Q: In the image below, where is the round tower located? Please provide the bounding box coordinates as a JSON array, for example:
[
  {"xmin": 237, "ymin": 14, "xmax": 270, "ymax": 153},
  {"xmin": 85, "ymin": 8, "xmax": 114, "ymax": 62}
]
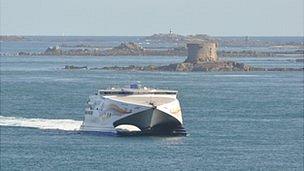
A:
[{"xmin": 185, "ymin": 42, "xmax": 218, "ymax": 63}]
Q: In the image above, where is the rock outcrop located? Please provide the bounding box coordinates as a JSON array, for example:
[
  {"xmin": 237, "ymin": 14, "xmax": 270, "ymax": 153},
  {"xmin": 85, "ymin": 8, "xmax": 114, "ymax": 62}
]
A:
[
  {"xmin": 102, "ymin": 42, "xmax": 144, "ymax": 56},
  {"xmin": 101, "ymin": 42, "xmax": 187, "ymax": 56},
  {"xmin": 0, "ymin": 35, "xmax": 24, "ymax": 41},
  {"xmin": 43, "ymin": 46, "xmax": 101, "ymax": 56},
  {"xmin": 101, "ymin": 61, "xmax": 253, "ymax": 72},
  {"xmin": 159, "ymin": 61, "xmax": 252, "ymax": 72},
  {"xmin": 64, "ymin": 65, "xmax": 88, "ymax": 70},
  {"xmin": 45, "ymin": 46, "xmax": 62, "ymax": 55},
  {"xmin": 24, "ymin": 43, "xmax": 186, "ymax": 56}
]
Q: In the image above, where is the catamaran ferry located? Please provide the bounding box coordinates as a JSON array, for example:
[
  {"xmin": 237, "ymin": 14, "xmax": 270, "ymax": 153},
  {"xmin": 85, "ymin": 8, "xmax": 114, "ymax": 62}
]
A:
[{"xmin": 80, "ymin": 83, "xmax": 186, "ymax": 136}]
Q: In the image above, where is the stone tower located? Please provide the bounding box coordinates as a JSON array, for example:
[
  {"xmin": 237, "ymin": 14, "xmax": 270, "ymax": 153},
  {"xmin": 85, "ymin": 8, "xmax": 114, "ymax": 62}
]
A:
[{"xmin": 185, "ymin": 42, "xmax": 218, "ymax": 63}]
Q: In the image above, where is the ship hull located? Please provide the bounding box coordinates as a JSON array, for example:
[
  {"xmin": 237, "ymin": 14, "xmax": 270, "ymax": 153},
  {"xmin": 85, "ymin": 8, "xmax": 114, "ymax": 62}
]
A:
[
  {"xmin": 113, "ymin": 108, "xmax": 187, "ymax": 136},
  {"xmin": 80, "ymin": 89, "xmax": 186, "ymax": 136},
  {"xmin": 80, "ymin": 107, "xmax": 187, "ymax": 136}
]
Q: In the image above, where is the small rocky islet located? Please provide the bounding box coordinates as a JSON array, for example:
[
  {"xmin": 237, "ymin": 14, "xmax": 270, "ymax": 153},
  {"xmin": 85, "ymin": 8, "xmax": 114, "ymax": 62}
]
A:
[{"xmin": 102, "ymin": 42, "xmax": 251, "ymax": 72}]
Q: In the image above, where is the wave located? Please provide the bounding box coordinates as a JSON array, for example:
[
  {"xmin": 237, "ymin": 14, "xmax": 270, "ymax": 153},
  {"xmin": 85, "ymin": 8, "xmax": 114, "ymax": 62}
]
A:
[{"xmin": 0, "ymin": 116, "xmax": 82, "ymax": 131}]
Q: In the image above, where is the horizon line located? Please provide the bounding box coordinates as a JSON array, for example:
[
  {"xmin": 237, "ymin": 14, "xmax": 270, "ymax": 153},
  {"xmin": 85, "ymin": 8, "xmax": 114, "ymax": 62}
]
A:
[{"xmin": 1, "ymin": 34, "xmax": 303, "ymax": 37}]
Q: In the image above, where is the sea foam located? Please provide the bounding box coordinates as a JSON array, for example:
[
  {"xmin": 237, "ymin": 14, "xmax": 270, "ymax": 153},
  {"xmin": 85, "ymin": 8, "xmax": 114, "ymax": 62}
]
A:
[{"xmin": 0, "ymin": 116, "xmax": 82, "ymax": 131}]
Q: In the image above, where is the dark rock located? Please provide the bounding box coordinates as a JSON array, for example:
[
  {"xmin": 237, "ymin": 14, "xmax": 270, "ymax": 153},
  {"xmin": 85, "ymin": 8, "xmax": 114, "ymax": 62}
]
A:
[
  {"xmin": 64, "ymin": 65, "xmax": 88, "ymax": 70},
  {"xmin": 0, "ymin": 35, "xmax": 24, "ymax": 41},
  {"xmin": 102, "ymin": 42, "xmax": 144, "ymax": 56},
  {"xmin": 45, "ymin": 46, "xmax": 62, "ymax": 55},
  {"xmin": 17, "ymin": 51, "xmax": 30, "ymax": 56}
]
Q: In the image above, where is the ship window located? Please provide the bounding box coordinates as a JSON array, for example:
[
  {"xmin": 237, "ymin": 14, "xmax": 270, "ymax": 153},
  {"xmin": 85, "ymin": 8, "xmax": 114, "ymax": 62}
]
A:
[
  {"xmin": 117, "ymin": 92, "xmax": 133, "ymax": 95},
  {"xmin": 153, "ymin": 92, "xmax": 177, "ymax": 95},
  {"xmin": 100, "ymin": 91, "xmax": 176, "ymax": 95},
  {"xmin": 101, "ymin": 91, "xmax": 134, "ymax": 95},
  {"xmin": 85, "ymin": 111, "xmax": 93, "ymax": 115}
]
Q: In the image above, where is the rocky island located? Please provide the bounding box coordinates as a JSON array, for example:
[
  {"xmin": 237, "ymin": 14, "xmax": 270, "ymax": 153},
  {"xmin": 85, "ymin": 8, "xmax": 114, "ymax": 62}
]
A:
[
  {"xmin": 100, "ymin": 42, "xmax": 187, "ymax": 56},
  {"xmin": 101, "ymin": 42, "xmax": 253, "ymax": 72},
  {"xmin": 100, "ymin": 41, "xmax": 303, "ymax": 72},
  {"xmin": 13, "ymin": 42, "xmax": 187, "ymax": 57}
]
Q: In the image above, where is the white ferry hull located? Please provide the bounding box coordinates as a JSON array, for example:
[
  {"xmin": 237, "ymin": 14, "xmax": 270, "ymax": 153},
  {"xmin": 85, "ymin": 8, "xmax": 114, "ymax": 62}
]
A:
[{"xmin": 80, "ymin": 87, "xmax": 186, "ymax": 136}]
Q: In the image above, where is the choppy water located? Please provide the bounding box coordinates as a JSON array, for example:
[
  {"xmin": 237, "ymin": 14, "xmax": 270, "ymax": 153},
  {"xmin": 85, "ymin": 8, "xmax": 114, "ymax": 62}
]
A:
[{"xmin": 1, "ymin": 39, "xmax": 304, "ymax": 170}]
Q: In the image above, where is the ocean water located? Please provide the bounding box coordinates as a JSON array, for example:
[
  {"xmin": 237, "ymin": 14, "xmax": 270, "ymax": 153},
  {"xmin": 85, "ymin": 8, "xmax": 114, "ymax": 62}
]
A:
[{"xmin": 1, "ymin": 40, "xmax": 304, "ymax": 170}]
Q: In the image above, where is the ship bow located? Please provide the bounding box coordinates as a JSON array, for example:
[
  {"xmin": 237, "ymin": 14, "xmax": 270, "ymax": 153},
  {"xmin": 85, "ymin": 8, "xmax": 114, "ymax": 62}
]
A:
[{"xmin": 113, "ymin": 108, "xmax": 186, "ymax": 136}]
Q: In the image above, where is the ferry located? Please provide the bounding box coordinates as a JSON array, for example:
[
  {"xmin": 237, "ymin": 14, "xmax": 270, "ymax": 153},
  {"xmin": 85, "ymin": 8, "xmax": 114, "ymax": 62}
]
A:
[{"xmin": 80, "ymin": 83, "xmax": 186, "ymax": 136}]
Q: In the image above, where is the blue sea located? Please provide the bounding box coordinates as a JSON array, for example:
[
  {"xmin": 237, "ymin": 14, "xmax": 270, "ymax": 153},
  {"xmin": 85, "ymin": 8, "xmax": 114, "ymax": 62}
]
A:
[{"xmin": 0, "ymin": 37, "xmax": 303, "ymax": 170}]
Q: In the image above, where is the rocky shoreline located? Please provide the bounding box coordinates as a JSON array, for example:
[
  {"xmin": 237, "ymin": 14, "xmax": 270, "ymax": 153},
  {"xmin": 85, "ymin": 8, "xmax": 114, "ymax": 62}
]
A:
[
  {"xmin": 63, "ymin": 63, "xmax": 303, "ymax": 72},
  {"xmin": 100, "ymin": 61, "xmax": 253, "ymax": 72}
]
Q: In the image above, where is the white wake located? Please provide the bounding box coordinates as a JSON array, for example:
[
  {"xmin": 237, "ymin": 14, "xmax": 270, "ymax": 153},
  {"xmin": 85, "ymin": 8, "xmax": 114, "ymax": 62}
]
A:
[{"xmin": 0, "ymin": 116, "xmax": 82, "ymax": 131}]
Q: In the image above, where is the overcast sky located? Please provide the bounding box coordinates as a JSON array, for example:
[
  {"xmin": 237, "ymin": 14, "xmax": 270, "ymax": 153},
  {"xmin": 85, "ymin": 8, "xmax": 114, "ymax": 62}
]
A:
[{"xmin": 1, "ymin": 0, "xmax": 303, "ymax": 36}]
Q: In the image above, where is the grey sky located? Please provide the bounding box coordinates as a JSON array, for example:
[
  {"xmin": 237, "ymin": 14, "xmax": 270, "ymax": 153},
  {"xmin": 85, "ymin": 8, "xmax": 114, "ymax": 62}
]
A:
[{"xmin": 1, "ymin": 0, "xmax": 303, "ymax": 36}]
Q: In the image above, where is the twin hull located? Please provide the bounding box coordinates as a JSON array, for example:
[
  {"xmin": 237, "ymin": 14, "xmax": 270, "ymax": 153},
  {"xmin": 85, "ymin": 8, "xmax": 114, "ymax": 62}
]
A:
[{"xmin": 80, "ymin": 94, "xmax": 186, "ymax": 136}]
